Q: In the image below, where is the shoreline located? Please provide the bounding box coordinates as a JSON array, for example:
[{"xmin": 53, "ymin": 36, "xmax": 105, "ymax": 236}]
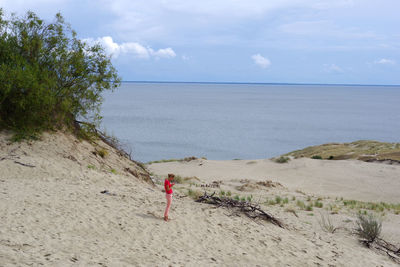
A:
[{"xmin": 121, "ymin": 80, "xmax": 400, "ymax": 87}]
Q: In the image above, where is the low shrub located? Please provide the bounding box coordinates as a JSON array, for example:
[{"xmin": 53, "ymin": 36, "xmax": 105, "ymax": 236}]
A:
[
  {"xmin": 187, "ymin": 189, "xmax": 203, "ymax": 199},
  {"xmin": 311, "ymin": 155, "xmax": 322, "ymax": 159},
  {"xmin": 355, "ymin": 214, "xmax": 382, "ymax": 243},
  {"xmin": 314, "ymin": 201, "xmax": 323, "ymax": 208},
  {"xmin": 274, "ymin": 156, "xmax": 290, "ymax": 163},
  {"xmin": 98, "ymin": 149, "xmax": 108, "ymax": 158}
]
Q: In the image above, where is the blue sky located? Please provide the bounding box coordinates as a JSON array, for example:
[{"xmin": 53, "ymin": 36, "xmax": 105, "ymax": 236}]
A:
[{"xmin": 1, "ymin": 0, "xmax": 400, "ymax": 84}]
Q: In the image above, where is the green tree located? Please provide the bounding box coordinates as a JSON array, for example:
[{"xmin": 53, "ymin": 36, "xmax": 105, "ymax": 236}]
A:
[{"xmin": 0, "ymin": 9, "xmax": 121, "ymax": 139}]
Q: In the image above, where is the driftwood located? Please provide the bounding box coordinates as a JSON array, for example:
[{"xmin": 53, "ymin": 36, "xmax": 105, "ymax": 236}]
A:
[
  {"xmin": 200, "ymin": 181, "xmax": 221, "ymax": 188},
  {"xmin": 14, "ymin": 161, "xmax": 35, "ymax": 168},
  {"xmin": 196, "ymin": 191, "xmax": 284, "ymax": 228},
  {"xmin": 363, "ymin": 238, "xmax": 400, "ymax": 264},
  {"xmin": 0, "ymin": 155, "xmax": 35, "ymax": 168}
]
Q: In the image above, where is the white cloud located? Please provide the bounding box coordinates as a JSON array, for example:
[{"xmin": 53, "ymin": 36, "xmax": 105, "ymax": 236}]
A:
[
  {"xmin": 252, "ymin": 54, "xmax": 271, "ymax": 68},
  {"xmin": 181, "ymin": 55, "xmax": 191, "ymax": 61},
  {"xmin": 374, "ymin": 58, "xmax": 396, "ymax": 65},
  {"xmin": 323, "ymin": 63, "xmax": 344, "ymax": 73},
  {"xmin": 82, "ymin": 36, "xmax": 176, "ymax": 59},
  {"xmin": 149, "ymin": 47, "xmax": 176, "ymax": 58}
]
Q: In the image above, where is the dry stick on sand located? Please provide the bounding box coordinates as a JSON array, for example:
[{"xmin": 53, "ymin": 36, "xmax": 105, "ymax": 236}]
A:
[
  {"xmin": 366, "ymin": 238, "xmax": 400, "ymax": 264},
  {"xmin": 14, "ymin": 161, "xmax": 35, "ymax": 168},
  {"xmin": 0, "ymin": 156, "xmax": 35, "ymax": 168},
  {"xmin": 196, "ymin": 191, "xmax": 285, "ymax": 228}
]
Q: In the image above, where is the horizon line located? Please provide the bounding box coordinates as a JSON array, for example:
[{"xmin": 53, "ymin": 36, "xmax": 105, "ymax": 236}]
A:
[{"xmin": 121, "ymin": 80, "xmax": 400, "ymax": 87}]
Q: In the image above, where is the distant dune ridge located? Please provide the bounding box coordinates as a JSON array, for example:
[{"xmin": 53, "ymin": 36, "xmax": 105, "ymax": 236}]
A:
[
  {"xmin": 1, "ymin": 132, "xmax": 400, "ymax": 266},
  {"xmin": 284, "ymin": 140, "xmax": 400, "ymax": 163}
]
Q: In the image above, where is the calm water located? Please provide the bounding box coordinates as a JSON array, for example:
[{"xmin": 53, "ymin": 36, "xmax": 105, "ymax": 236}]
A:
[{"xmin": 101, "ymin": 82, "xmax": 400, "ymax": 162}]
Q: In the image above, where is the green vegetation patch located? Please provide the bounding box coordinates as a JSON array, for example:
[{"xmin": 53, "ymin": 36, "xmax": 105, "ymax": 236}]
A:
[
  {"xmin": 341, "ymin": 199, "xmax": 400, "ymax": 214},
  {"xmin": 274, "ymin": 156, "xmax": 290, "ymax": 163},
  {"xmin": 283, "ymin": 140, "xmax": 400, "ymax": 162},
  {"xmin": 147, "ymin": 156, "xmax": 198, "ymax": 164},
  {"xmin": 0, "ymin": 9, "xmax": 120, "ymax": 139}
]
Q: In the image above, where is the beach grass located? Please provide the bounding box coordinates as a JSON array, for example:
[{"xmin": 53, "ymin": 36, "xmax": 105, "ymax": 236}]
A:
[
  {"xmin": 318, "ymin": 213, "xmax": 337, "ymax": 233},
  {"xmin": 147, "ymin": 156, "xmax": 198, "ymax": 164},
  {"xmin": 274, "ymin": 156, "xmax": 290, "ymax": 163},
  {"xmin": 97, "ymin": 148, "xmax": 108, "ymax": 158},
  {"xmin": 87, "ymin": 164, "xmax": 96, "ymax": 170},
  {"xmin": 355, "ymin": 213, "xmax": 382, "ymax": 243}
]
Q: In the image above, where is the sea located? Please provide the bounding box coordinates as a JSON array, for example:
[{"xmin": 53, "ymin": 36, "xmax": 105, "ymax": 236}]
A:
[{"xmin": 100, "ymin": 82, "xmax": 400, "ymax": 163}]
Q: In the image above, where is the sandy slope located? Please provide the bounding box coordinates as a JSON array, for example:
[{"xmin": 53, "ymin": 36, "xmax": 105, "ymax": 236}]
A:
[
  {"xmin": 148, "ymin": 158, "xmax": 400, "ymax": 203},
  {"xmin": 1, "ymin": 132, "xmax": 399, "ymax": 266}
]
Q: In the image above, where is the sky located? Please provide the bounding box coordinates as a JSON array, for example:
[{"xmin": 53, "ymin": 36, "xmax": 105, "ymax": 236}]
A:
[{"xmin": 1, "ymin": 0, "xmax": 400, "ymax": 84}]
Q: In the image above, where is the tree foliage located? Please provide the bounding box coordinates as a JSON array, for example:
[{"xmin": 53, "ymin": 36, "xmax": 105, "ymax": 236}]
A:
[{"xmin": 0, "ymin": 9, "xmax": 121, "ymax": 139}]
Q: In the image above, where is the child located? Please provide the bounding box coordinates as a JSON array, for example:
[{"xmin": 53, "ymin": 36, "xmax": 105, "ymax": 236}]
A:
[{"xmin": 164, "ymin": 173, "xmax": 175, "ymax": 221}]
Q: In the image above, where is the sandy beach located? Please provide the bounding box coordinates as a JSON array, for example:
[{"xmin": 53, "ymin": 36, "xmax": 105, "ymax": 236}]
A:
[
  {"xmin": 148, "ymin": 158, "xmax": 400, "ymax": 203},
  {"xmin": 1, "ymin": 132, "xmax": 400, "ymax": 266}
]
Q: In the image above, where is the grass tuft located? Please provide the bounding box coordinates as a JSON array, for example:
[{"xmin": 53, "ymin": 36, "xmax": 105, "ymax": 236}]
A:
[
  {"xmin": 355, "ymin": 214, "xmax": 382, "ymax": 243},
  {"xmin": 187, "ymin": 189, "xmax": 203, "ymax": 199},
  {"xmin": 274, "ymin": 156, "xmax": 290, "ymax": 163},
  {"xmin": 296, "ymin": 200, "xmax": 306, "ymax": 209},
  {"xmin": 97, "ymin": 148, "xmax": 108, "ymax": 158},
  {"xmin": 318, "ymin": 213, "xmax": 337, "ymax": 233}
]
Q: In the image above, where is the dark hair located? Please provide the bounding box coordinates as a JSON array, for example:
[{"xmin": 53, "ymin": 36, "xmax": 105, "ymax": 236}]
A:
[{"xmin": 168, "ymin": 173, "xmax": 175, "ymax": 178}]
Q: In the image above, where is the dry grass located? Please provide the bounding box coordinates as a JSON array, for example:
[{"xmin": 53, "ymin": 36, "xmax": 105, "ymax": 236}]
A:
[
  {"xmin": 318, "ymin": 213, "xmax": 337, "ymax": 233},
  {"xmin": 186, "ymin": 189, "xmax": 204, "ymax": 199}
]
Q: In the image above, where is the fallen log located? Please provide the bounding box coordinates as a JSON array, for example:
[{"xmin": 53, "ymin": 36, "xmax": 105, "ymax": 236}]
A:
[{"xmin": 196, "ymin": 191, "xmax": 284, "ymax": 228}]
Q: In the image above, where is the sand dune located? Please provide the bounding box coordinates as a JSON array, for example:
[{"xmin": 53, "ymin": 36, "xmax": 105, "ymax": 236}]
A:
[
  {"xmin": 148, "ymin": 158, "xmax": 400, "ymax": 203},
  {"xmin": 1, "ymin": 132, "xmax": 399, "ymax": 266}
]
